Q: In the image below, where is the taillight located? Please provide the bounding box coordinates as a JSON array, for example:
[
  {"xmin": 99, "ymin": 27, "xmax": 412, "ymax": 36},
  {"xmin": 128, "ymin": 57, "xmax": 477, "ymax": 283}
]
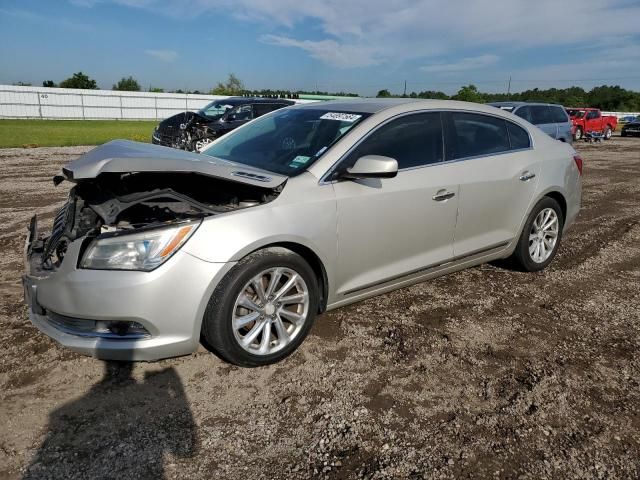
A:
[{"xmin": 573, "ymin": 154, "xmax": 583, "ymax": 176}]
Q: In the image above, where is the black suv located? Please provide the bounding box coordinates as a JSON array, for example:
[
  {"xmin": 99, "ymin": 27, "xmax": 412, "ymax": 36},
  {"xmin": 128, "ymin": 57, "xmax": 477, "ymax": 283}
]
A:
[{"xmin": 152, "ymin": 97, "xmax": 295, "ymax": 152}]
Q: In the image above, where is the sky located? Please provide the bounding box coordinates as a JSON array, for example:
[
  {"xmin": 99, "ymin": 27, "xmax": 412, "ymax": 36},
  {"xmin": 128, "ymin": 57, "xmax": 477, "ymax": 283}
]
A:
[{"xmin": 1, "ymin": 0, "xmax": 640, "ymax": 96}]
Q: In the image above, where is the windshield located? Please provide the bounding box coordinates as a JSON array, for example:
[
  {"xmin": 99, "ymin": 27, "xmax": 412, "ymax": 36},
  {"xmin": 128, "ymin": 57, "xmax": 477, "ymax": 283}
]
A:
[
  {"xmin": 201, "ymin": 108, "xmax": 370, "ymax": 176},
  {"xmin": 199, "ymin": 101, "xmax": 235, "ymax": 120},
  {"xmin": 567, "ymin": 109, "xmax": 585, "ymax": 119}
]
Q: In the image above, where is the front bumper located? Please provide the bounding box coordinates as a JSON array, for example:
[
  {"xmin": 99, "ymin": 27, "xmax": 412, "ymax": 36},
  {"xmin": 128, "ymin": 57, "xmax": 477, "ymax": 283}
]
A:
[{"xmin": 23, "ymin": 218, "xmax": 234, "ymax": 361}]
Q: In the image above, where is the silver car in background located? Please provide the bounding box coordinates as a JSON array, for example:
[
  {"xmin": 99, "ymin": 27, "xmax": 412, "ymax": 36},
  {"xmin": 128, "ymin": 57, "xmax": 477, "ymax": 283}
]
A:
[
  {"xmin": 23, "ymin": 99, "xmax": 582, "ymax": 366},
  {"xmin": 489, "ymin": 102, "xmax": 573, "ymax": 143}
]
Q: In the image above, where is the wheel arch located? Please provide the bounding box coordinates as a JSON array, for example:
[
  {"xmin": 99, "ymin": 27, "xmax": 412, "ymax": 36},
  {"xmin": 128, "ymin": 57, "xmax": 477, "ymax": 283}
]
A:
[
  {"xmin": 544, "ymin": 190, "xmax": 567, "ymax": 222},
  {"xmin": 507, "ymin": 188, "xmax": 569, "ymax": 258},
  {"xmin": 244, "ymin": 241, "xmax": 330, "ymax": 313}
]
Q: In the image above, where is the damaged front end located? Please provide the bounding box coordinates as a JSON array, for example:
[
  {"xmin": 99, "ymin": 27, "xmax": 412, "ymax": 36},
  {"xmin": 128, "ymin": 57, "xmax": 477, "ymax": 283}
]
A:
[
  {"xmin": 22, "ymin": 140, "xmax": 286, "ymax": 353},
  {"xmin": 26, "ymin": 140, "xmax": 287, "ymax": 273},
  {"xmin": 34, "ymin": 170, "xmax": 282, "ymax": 271}
]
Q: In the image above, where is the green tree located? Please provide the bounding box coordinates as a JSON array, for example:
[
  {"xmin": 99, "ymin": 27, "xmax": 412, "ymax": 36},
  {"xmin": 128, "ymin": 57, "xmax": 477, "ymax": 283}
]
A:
[
  {"xmin": 149, "ymin": 87, "xmax": 164, "ymax": 93},
  {"xmin": 376, "ymin": 89, "xmax": 391, "ymax": 98},
  {"xmin": 452, "ymin": 84, "xmax": 484, "ymax": 103},
  {"xmin": 210, "ymin": 73, "xmax": 245, "ymax": 95},
  {"xmin": 42, "ymin": 80, "xmax": 56, "ymax": 88},
  {"xmin": 59, "ymin": 72, "xmax": 98, "ymax": 89},
  {"xmin": 417, "ymin": 90, "xmax": 449, "ymax": 100},
  {"xmin": 113, "ymin": 76, "xmax": 141, "ymax": 91}
]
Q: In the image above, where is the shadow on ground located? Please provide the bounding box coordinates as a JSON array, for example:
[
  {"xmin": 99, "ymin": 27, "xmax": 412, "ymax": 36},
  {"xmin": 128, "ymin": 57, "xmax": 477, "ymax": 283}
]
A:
[{"xmin": 23, "ymin": 362, "xmax": 196, "ymax": 479}]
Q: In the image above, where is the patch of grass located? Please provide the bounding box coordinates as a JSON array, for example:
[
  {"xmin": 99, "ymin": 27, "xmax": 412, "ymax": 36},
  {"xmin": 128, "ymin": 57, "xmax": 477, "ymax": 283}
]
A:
[{"xmin": 0, "ymin": 119, "xmax": 157, "ymax": 148}]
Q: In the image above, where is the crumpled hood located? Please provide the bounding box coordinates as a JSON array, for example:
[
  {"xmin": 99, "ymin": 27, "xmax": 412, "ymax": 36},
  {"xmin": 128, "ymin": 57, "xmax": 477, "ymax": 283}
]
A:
[{"xmin": 61, "ymin": 139, "xmax": 287, "ymax": 188}]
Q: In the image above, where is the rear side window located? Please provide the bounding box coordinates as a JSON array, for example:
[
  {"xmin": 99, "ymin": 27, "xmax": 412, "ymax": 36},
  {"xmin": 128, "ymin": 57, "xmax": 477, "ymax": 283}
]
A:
[
  {"xmin": 253, "ymin": 103, "xmax": 282, "ymax": 117},
  {"xmin": 446, "ymin": 112, "xmax": 510, "ymax": 160},
  {"xmin": 506, "ymin": 122, "xmax": 531, "ymax": 149},
  {"xmin": 514, "ymin": 106, "xmax": 532, "ymax": 123},
  {"xmin": 529, "ymin": 106, "xmax": 554, "ymax": 125},
  {"xmin": 548, "ymin": 106, "xmax": 569, "ymax": 123},
  {"xmin": 346, "ymin": 112, "xmax": 443, "ymax": 169}
]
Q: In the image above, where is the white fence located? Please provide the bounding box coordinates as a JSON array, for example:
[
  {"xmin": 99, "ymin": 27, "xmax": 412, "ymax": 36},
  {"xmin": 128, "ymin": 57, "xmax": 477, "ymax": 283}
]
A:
[
  {"xmin": 0, "ymin": 85, "xmax": 638, "ymax": 121},
  {"xmin": 602, "ymin": 111, "xmax": 640, "ymax": 120},
  {"xmin": 0, "ymin": 85, "xmax": 312, "ymax": 121}
]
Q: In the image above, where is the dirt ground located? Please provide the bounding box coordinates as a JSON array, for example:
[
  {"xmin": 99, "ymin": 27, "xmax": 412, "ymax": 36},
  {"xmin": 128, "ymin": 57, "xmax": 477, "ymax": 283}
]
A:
[{"xmin": 0, "ymin": 138, "xmax": 639, "ymax": 480}]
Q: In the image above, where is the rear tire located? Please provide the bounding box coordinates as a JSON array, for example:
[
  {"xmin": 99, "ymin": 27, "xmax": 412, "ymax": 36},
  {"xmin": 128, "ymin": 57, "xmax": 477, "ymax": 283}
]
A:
[
  {"xmin": 604, "ymin": 126, "xmax": 613, "ymax": 140},
  {"xmin": 201, "ymin": 247, "xmax": 319, "ymax": 367},
  {"xmin": 510, "ymin": 197, "xmax": 564, "ymax": 272},
  {"xmin": 574, "ymin": 127, "xmax": 583, "ymax": 141}
]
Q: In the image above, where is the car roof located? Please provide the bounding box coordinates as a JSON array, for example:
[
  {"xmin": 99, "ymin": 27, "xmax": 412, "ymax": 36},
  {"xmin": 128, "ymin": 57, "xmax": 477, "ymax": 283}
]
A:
[
  {"xmin": 291, "ymin": 98, "xmax": 417, "ymax": 114},
  {"xmin": 291, "ymin": 98, "xmax": 543, "ymax": 115},
  {"xmin": 212, "ymin": 97, "xmax": 296, "ymax": 105},
  {"xmin": 489, "ymin": 101, "xmax": 564, "ymax": 108}
]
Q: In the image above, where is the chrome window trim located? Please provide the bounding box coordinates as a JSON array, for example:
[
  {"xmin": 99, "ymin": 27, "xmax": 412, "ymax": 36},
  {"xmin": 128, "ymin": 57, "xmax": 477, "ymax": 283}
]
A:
[{"xmin": 319, "ymin": 108, "xmax": 534, "ymax": 185}]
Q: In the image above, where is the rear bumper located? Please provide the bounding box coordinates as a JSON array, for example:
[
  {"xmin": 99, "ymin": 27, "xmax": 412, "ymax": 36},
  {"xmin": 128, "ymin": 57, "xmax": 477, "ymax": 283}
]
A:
[{"xmin": 23, "ymin": 220, "xmax": 234, "ymax": 361}]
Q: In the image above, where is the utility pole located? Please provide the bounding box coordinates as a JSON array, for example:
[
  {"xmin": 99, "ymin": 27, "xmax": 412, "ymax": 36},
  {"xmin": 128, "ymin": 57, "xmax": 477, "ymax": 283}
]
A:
[
  {"xmin": 507, "ymin": 76, "xmax": 512, "ymax": 96},
  {"xmin": 403, "ymin": 80, "xmax": 407, "ymax": 97}
]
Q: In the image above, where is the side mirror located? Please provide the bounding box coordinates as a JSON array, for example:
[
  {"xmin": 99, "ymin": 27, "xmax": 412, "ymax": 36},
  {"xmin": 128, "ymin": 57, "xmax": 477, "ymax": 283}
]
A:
[
  {"xmin": 341, "ymin": 155, "xmax": 398, "ymax": 180},
  {"xmin": 226, "ymin": 114, "xmax": 236, "ymax": 122}
]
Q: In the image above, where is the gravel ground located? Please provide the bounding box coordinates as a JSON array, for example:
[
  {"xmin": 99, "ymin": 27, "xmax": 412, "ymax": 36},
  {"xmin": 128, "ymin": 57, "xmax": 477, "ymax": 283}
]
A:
[{"xmin": 0, "ymin": 139, "xmax": 639, "ymax": 479}]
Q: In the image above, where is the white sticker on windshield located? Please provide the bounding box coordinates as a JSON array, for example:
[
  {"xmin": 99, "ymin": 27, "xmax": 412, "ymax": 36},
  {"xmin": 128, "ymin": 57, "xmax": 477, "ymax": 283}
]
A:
[{"xmin": 320, "ymin": 112, "xmax": 362, "ymax": 122}]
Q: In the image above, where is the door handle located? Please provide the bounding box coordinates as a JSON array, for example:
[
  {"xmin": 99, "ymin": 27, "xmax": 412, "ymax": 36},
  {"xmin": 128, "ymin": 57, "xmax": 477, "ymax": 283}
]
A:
[
  {"xmin": 519, "ymin": 171, "xmax": 536, "ymax": 181},
  {"xmin": 432, "ymin": 190, "xmax": 455, "ymax": 201}
]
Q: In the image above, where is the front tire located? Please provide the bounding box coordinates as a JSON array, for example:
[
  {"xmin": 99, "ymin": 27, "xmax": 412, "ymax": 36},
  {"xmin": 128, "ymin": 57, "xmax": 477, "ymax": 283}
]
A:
[
  {"xmin": 510, "ymin": 197, "xmax": 564, "ymax": 272},
  {"xmin": 201, "ymin": 247, "xmax": 319, "ymax": 367}
]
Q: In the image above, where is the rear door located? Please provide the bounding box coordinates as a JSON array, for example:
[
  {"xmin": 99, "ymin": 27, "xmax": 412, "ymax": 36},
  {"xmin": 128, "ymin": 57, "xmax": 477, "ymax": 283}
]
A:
[
  {"xmin": 548, "ymin": 106, "xmax": 572, "ymax": 142},
  {"xmin": 332, "ymin": 112, "xmax": 459, "ymax": 295},
  {"xmin": 443, "ymin": 111, "xmax": 540, "ymax": 257},
  {"xmin": 585, "ymin": 110, "xmax": 602, "ymax": 132},
  {"xmin": 530, "ymin": 106, "xmax": 558, "ymax": 138}
]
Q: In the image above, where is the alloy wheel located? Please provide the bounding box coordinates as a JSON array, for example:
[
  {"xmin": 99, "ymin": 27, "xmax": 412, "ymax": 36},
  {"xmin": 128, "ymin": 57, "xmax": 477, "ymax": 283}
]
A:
[
  {"xmin": 528, "ymin": 208, "xmax": 559, "ymax": 263},
  {"xmin": 232, "ymin": 267, "xmax": 310, "ymax": 355},
  {"xmin": 195, "ymin": 138, "xmax": 214, "ymax": 152}
]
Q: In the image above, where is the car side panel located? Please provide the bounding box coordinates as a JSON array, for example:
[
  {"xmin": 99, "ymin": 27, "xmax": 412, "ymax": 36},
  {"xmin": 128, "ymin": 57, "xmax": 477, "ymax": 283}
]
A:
[
  {"xmin": 505, "ymin": 138, "xmax": 581, "ymax": 253},
  {"xmin": 182, "ymin": 172, "xmax": 341, "ymax": 302},
  {"xmin": 452, "ymin": 149, "xmax": 541, "ymax": 257},
  {"xmin": 331, "ymin": 164, "xmax": 458, "ymax": 296}
]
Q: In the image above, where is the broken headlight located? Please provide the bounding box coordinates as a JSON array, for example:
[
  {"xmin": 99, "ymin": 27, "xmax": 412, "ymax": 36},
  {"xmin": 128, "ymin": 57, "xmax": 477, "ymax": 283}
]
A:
[{"xmin": 80, "ymin": 222, "xmax": 199, "ymax": 271}]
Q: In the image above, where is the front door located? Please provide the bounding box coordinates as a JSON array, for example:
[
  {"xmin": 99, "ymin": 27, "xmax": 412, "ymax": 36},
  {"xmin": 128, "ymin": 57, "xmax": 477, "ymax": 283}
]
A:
[{"xmin": 331, "ymin": 112, "xmax": 459, "ymax": 296}]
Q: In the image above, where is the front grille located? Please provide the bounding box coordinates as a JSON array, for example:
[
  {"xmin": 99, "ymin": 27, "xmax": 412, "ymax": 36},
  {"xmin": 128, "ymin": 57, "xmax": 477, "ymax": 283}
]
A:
[
  {"xmin": 42, "ymin": 202, "xmax": 74, "ymax": 265},
  {"xmin": 156, "ymin": 127, "xmax": 179, "ymax": 146}
]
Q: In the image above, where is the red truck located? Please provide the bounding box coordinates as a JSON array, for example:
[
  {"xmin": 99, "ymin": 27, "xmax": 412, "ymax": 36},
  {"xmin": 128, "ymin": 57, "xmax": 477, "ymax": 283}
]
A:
[{"xmin": 566, "ymin": 108, "xmax": 617, "ymax": 141}]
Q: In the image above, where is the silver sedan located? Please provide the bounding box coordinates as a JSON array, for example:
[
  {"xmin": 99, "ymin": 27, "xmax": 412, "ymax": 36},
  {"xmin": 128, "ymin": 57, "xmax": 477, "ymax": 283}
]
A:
[{"xmin": 23, "ymin": 99, "xmax": 582, "ymax": 366}]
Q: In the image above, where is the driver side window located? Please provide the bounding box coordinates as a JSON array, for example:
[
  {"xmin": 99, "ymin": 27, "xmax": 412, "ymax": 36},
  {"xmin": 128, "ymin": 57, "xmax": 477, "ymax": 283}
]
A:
[{"xmin": 341, "ymin": 112, "xmax": 444, "ymax": 172}]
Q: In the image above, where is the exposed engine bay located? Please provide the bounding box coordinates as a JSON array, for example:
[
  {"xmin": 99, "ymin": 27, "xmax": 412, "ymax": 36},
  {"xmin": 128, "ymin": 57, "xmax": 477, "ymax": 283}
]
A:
[
  {"xmin": 173, "ymin": 113, "xmax": 217, "ymax": 153},
  {"xmin": 35, "ymin": 171, "xmax": 283, "ymax": 269}
]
